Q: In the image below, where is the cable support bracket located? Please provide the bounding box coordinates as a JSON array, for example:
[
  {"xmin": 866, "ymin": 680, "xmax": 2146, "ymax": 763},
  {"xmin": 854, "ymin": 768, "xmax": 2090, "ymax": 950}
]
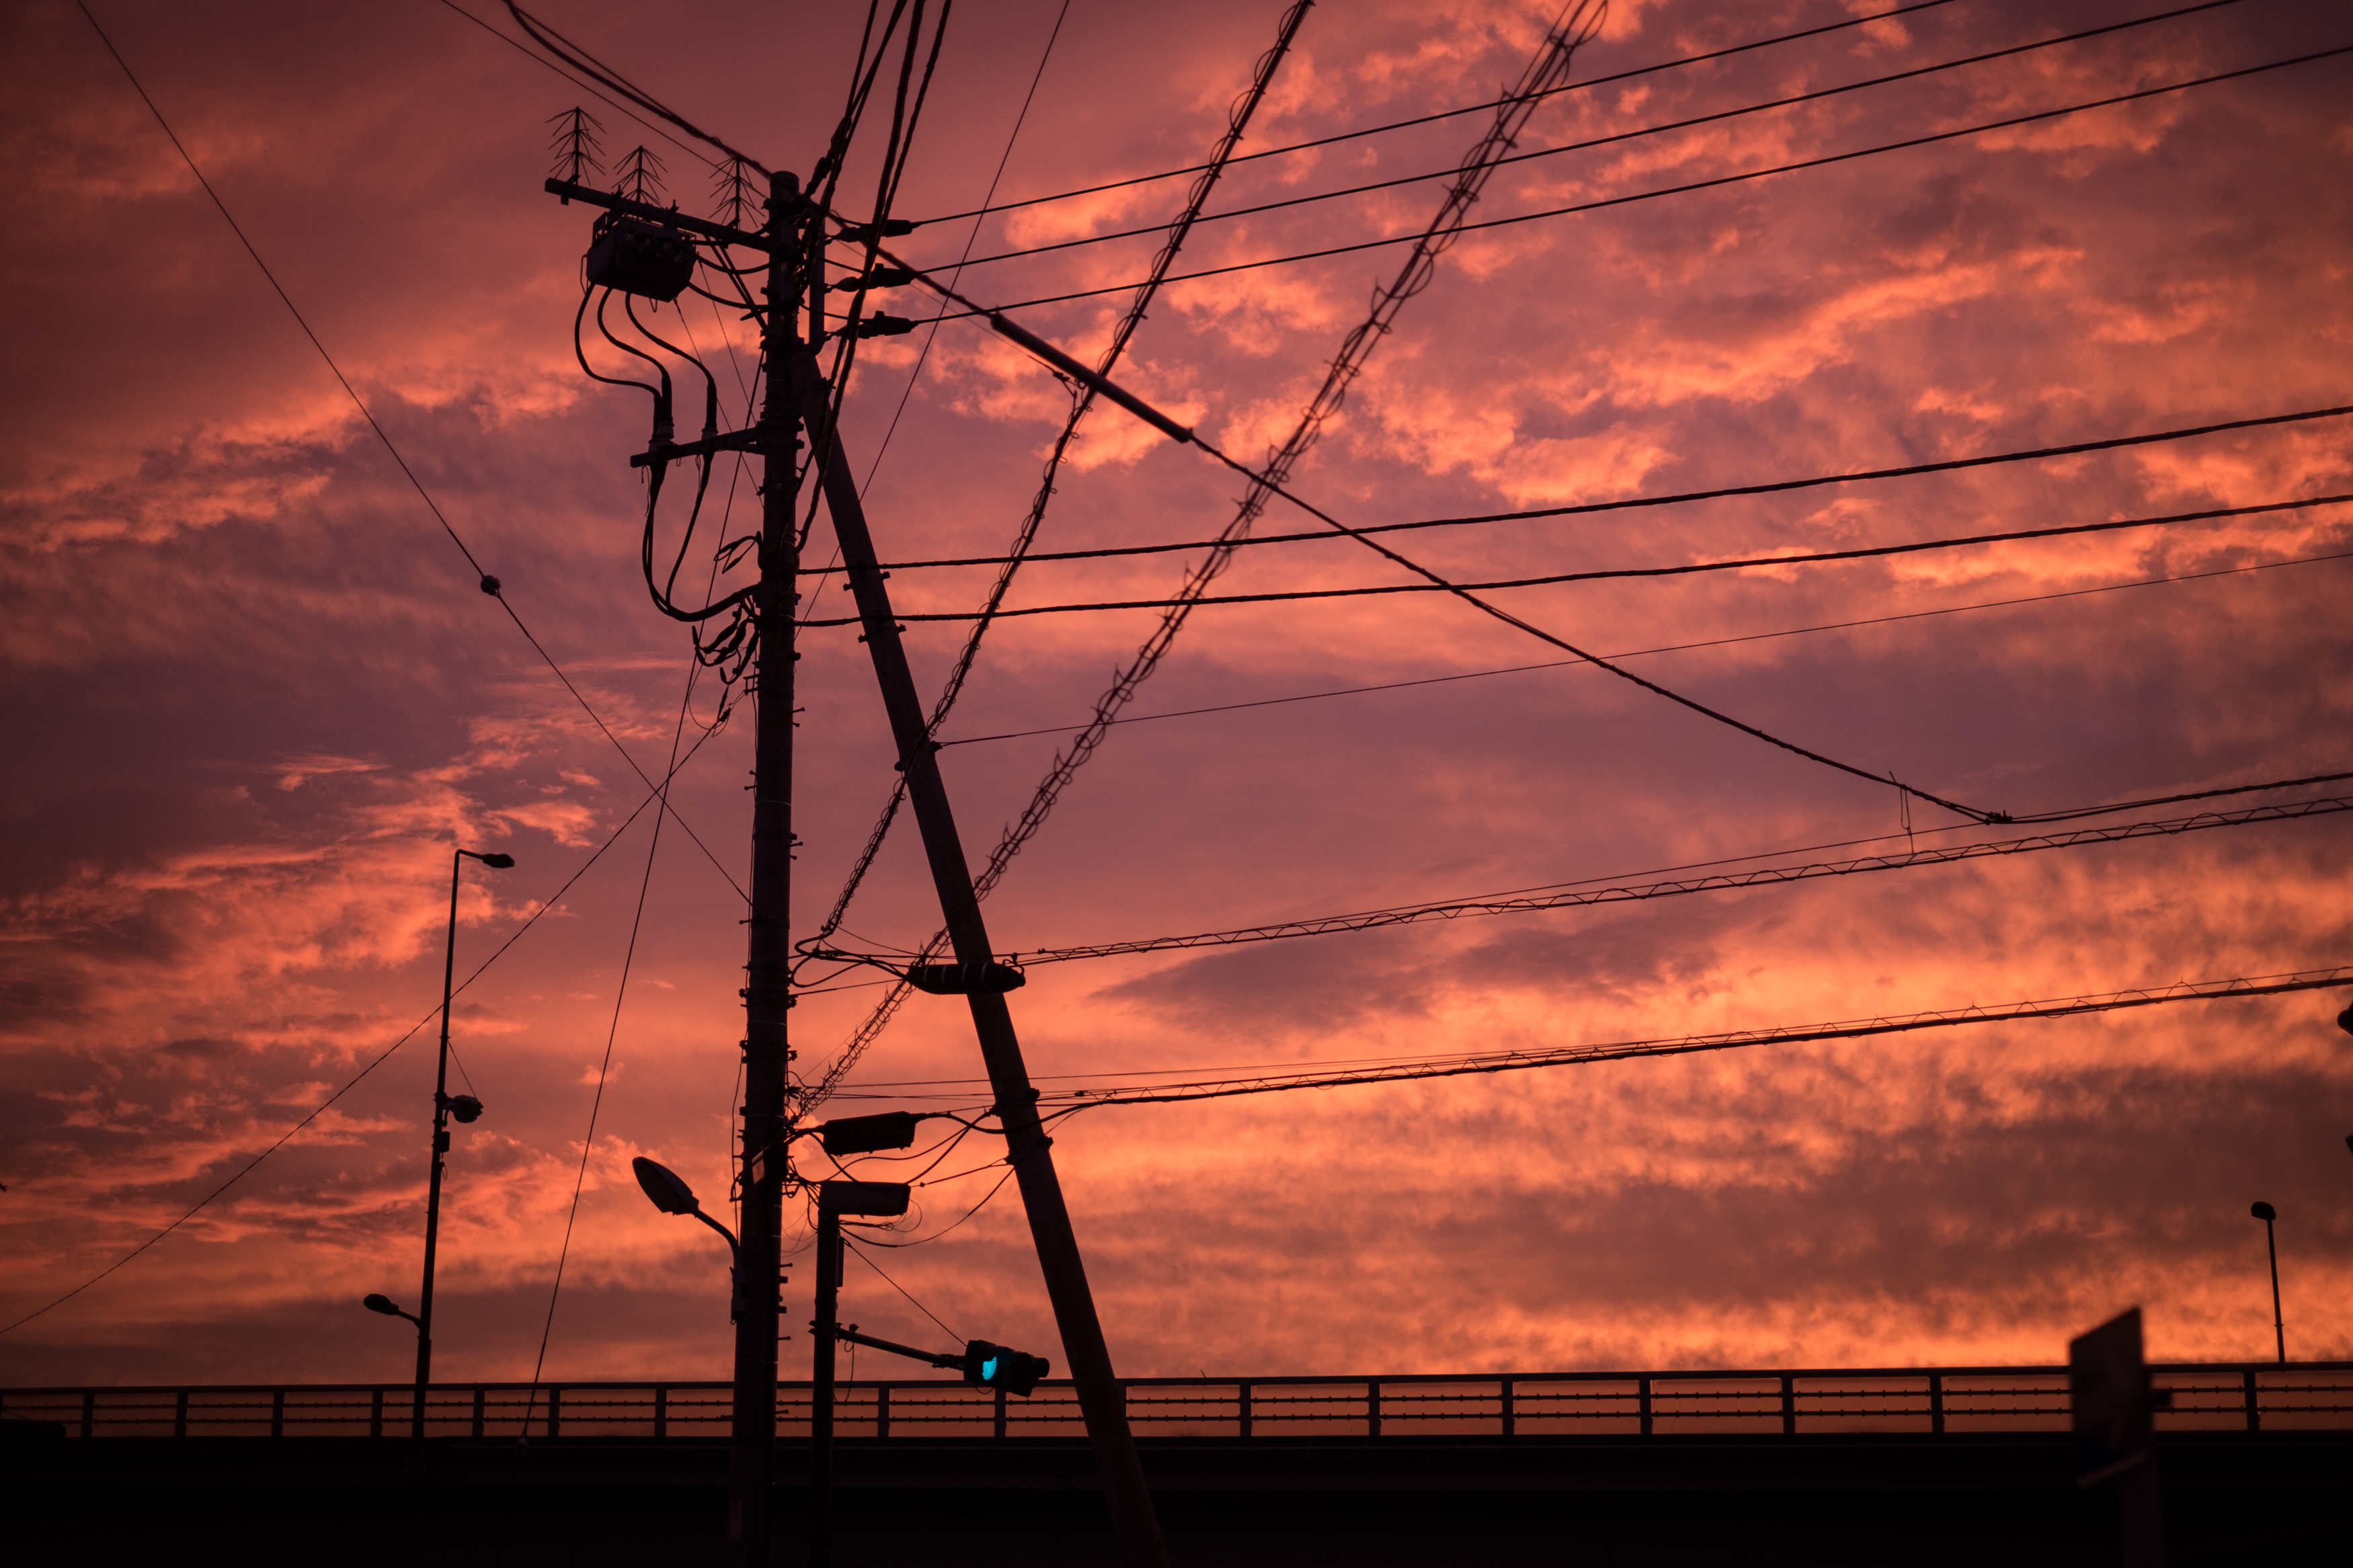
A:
[{"xmin": 631, "ymin": 427, "xmax": 770, "ymax": 468}]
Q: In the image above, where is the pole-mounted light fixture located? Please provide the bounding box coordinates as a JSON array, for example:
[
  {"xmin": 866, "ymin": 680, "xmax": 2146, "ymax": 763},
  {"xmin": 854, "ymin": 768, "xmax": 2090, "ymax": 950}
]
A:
[
  {"xmin": 631, "ymin": 1156, "xmax": 742, "ymax": 1255},
  {"xmin": 631, "ymin": 1156, "xmax": 744, "ymax": 1322},
  {"xmin": 2250, "ymin": 1200, "xmax": 2285, "ymax": 1364},
  {"xmin": 409, "ymin": 845, "xmax": 515, "ymax": 1460},
  {"xmin": 363, "ymin": 1293, "xmax": 422, "ymax": 1330}
]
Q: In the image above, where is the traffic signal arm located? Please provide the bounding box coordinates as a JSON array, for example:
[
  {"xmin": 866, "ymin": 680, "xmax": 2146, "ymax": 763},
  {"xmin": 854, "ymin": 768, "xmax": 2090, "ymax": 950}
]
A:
[{"xmin": 830, "ymin": 1325, "xmax": 965, "ymax": 1371}]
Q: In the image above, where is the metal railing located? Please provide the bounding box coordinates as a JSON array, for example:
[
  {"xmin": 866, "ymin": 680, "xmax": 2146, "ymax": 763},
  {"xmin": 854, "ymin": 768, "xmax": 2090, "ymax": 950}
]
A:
[{"xmin": 5, "ymin": 1363, "xmax": 2347, "ymax": 1443}]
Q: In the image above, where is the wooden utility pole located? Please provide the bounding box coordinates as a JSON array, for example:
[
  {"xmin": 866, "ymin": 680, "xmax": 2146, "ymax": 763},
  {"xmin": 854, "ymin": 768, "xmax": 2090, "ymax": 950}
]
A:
[
  {"xmin": 789, "ymin": 351, "xmax": 1170, "ymax": 1568},
  {"xmin": 729, "ymin": 168, "xmax": 805, "ymax": 1567}
]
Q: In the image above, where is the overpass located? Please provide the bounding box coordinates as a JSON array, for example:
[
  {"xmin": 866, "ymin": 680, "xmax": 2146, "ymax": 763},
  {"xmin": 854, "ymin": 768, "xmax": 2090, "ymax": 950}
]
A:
[{"xmin": 6, "ymin": 1361, "xmax": 2348, "ymax": 1565}]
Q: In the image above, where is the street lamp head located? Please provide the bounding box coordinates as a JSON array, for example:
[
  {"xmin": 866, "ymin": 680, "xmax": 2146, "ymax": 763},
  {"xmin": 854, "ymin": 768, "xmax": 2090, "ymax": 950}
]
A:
[
  {"xmin": 2251, "ymin": 1200, "xmax": 2277, "ymax": 1223},
  {"xmin": 362, "ymin": 1294, "xmax": 403, "ymax": 1316},
  {"xmin": 2338, "ymin": 1003, "xmax": 2352, "ymax": 1038},
  {"xmin": 633, "ymin": 1155, "xmax": 702, "ymax": 1216},
  {"xmin": 446, "ymin": 1094, "xmax": 485, "ymax": 1124},
  {"xmin": 479, "ymin": 852, "xmax": 515, "ymax": 869}
]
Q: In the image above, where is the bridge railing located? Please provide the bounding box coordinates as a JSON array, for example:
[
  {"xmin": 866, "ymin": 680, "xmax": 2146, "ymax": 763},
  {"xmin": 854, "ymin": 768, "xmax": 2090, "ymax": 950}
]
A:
[{"xmin": 5, "ymin": 1364, "xmax": 2347, "ymax": 1442}]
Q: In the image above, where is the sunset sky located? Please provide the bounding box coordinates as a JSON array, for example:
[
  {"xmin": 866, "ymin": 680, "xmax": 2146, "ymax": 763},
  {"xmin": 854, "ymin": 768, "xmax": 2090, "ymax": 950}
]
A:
[{"xmin": 3, "ymin": 0, "xmax": 2350, "ymax": 1395}]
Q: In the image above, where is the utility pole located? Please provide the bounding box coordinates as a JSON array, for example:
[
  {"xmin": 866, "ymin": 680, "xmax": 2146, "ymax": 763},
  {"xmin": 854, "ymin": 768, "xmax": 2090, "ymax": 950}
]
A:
[
  {"xmin": 539, "ymin": 164, "xmax": 1162, "ymax": 1565},
  {"xmin": 731, "ymin": 169, "xmax": 805, "ymax": 1568},
  {"xmin": 809, "ymin": 1204, "xmax": 842, "ymax": 1568},
  {"xmin": 787, "ymin": 350, "xmax": 1170, "ymax": 1568},
  {"xmin": 544, "ymin": 162, "xmax": 807, "ymax": 1567}
]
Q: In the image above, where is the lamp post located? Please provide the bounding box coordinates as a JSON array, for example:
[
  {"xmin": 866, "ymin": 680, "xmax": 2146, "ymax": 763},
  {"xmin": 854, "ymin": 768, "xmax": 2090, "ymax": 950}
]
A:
[
  {"xmin": 2249, "ymin": 1200, "xmax": 2284, "ymax": 1364},
  {"xmin": 364, "ymin": 1293, "xmax": 424, "ymax": 1335},
  {"xmin": 632, "ymin": 1157, "xmax": 743, "ymax": 1301},
  {"xmin": 411, "ymin": 848, "xmax": 512, "ymax": 1456}
]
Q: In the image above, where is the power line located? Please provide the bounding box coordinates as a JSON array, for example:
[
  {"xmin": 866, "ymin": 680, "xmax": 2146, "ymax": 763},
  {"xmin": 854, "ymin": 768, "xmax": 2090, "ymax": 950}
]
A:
[
  {"xmin": 502, "ymin": 2, "xmax": 769, "ymax": 173},
  {"xmin": 797, "ymin": 492, "xmax": 2352, "ymax": 626},
  {"xmin": 855, "ymin": 0, "xmax": 1074, "ymax": 488},
  {"xmin": 906, "ymin": 234, "xmax": 2339, "ymax": 828},
  {"xmin": 844, "ymin": 1235, "xmax": 962, "ymax": 1341},
  {"xmin": 1009, "ymin": 966, "xmax": 2353, "ymax": 1111},
  {"xmin": 1125, "ymin": 420, "xmax": 2006, "ymax": 822},
  {"xmin": 939, "ymin": 0, "xmax": 2246, "ymax": 273},
  {"xmin": 989, "ymin": 794, "xmax": 2351, "ymax": 968},
  {"xmin": 78, "ymin": 2, "xmax": 750, "ymax": 906},
  {"xmin": 799, "ymin": 0, "xmax": 1308, "ymax": 995},
  {"xmin": 908, "ymin": 0, "xmax": 1966, "ymax": 228},
  {"xmin": 799, "ymin": 0, "xmax": 1352, "ymax": 1109},
  {"xmin": 791, "ymin": 0, "xmax": 1082, "ymax": 1031},
  {"xmin": 518, "ymin": 614, "xmax": 711, "ymax": 1435},
  {"xmin": 432, "ymin": 0, "xmax": 723, "ymax": 173},
  {"xmin": 927, "ymin": 548, "xmax": 2353, "ymax": 750},
  {"xmin": 916, "ymin": 44, "xmax": 2353, "ymax": 322},
  {"xmin": 800, "ymin": 768, "xmax": 2352, "ymax": 1009},
  {"xmin": 811, "ymin": 403, "xmax": 2353, "ymax": 575}
]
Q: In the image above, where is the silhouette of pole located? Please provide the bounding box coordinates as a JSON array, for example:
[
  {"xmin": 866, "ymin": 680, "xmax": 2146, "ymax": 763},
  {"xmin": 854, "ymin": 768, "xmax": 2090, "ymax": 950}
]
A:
[
  {"xmin": 727, "ymin": 167, "xmax": 805, "ymax": 1568},
  {"xmin": 2250, "ymin": 1201, "xmax": 2284, "ymax": 1362},
  {"xmin": 414, "ymin": 846, "xmax": 509, "ymax": 1462},
  {"xmin": 808, "ymin": 1205, "xmax": 842, "ymax": 1568},
  {"xmin": 788, "ymin": 348, "xmax": 1169, "ymax": 1568}
]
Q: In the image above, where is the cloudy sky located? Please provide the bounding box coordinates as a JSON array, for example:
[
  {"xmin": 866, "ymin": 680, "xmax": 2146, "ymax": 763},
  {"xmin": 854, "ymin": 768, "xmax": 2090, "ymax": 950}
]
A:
[{"xmin": 3, "ymin": 0, "xmax": 2350, "ymax": 1395}]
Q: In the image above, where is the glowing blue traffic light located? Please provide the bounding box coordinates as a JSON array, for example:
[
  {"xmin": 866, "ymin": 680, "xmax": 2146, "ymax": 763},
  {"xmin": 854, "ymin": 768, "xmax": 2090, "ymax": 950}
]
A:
[{"xmin": 963, "ymin": 1339, "xmax": 1049, "ymax": 1397}]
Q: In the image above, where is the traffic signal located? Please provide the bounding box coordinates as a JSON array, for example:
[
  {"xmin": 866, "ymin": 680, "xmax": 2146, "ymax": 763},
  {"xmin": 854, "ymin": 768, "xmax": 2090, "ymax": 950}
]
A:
[{"xmin": 963, "ymin": 1339, "xmax": 1049, "ymax": 1397}]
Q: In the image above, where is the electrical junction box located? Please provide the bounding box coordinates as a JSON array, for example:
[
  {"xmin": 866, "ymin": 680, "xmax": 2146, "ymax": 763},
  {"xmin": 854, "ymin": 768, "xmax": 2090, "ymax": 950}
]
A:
[{"xmin": 586, "ymin": 214, "xmax": 694, "ymax": 301}]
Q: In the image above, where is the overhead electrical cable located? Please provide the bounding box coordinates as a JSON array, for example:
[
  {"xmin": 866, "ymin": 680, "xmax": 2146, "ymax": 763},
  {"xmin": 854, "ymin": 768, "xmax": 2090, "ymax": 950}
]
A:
[
  {"xmin": 503, "ymin": 2, "xmax": 770, "ymax": 172},
  {"xmin": 794, "ymin": 0, "xmax": 954, "ymax": 575},
  {"xmin": 801, "ymin": 768, "xmax": 2348, "ymax": 1007},
  {"xmin": 79, "ymin": 4, "xmax": 748, "ymax": 904},
  {"xmin": 916, "ymin": 43, "xmax": 2353, "ymax": 321},
  {"xmin": 855, "ymin": 0, "xmax": 1075, "ymax": 488},
  {"xmin": 991, "ymin": 795, "xmax": 2353, "ymax": 968},
  {"xmin": 801, "ymin": 0, "xmax": 1610, "ymax": 1109},
  {"xmin": 910, "ymin": 0, "xmax": 1966, "ymax": 227},
  {"xmin": 519, "ymin": 647, "xmax": 698, "ymax": 1440},
  {"xmin": 826, "ymin": 966, "xmax": 2353, "ymax": 1110},
  {"xmin": 939, "ymin": 0, "xmax": 2248, "ymax": 272},
  {"xmin": 0, "ymin": 721, "xmax": 726, "ymax": 1338},
  {"xmin": 795, "ymin": 0, "xmax": 1334, "ymax": 1090},
  {"xmin": 810, "ymin": 402, "xmax": 2353, "ymax": 574},
  {"xmin": 794, "ymin": 493, "xmax": 2352, "ymax": 625},
  {"xmin": 433, "ymin": 0, "xmax": 721, "ymax": 171},
  {"xmin": 797, "ymin": 0, "xmax": 1317, "ymax": 1012},
  {"xmin": 1002, "ymin": 967, "xmax": 2353, "ymax": 1110},
  {"xmin": 844, "ymin": 1238, "xmax": 963, "ymax": 1342},
  {"xmin": 932, "ymin": 546, "xmax": 2353, "ymax": 750}
]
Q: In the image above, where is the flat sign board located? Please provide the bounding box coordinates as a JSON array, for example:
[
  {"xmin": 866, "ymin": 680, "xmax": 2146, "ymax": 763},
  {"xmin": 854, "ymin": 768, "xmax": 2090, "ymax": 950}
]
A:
[{"xmin": 2071, "ymin": 1306, "xmax": 2155, "ymax": 1485}]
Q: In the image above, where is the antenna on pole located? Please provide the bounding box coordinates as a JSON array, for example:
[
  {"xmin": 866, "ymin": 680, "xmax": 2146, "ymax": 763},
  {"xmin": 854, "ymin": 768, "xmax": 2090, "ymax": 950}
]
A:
[
  {"xmin": 614, "ymin": 145, "xmax": 670, "ymax": 206},
  {"xmin": 712, "ymin": 156, "xmax": 758, "ymax": 231},
  {"xmin": 546, "ymin": 107, "xmax": 605, "ymax": 195}
]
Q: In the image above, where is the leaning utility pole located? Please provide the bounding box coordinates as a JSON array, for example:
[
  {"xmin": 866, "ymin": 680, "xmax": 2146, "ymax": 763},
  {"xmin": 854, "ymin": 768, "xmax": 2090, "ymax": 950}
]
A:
[
  {"xmin": 541, "ymin": 161, "xmax": 1166, "ymax": 1566},
  {"xmin": 787, "ymin": 350, "xmax": 1170, "ymax": 1568}
]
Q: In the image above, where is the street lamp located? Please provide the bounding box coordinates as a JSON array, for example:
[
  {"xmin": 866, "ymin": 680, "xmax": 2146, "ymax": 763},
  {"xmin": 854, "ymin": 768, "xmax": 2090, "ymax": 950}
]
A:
[
  {"xmin": 631, "ymin": 1156, "xmax": 742, "ymax": 1309},
  {"xmin": 2249, "ymin": 1201, "xmax": 2284, "ymax": 1364},
  {"xmin": 411, "ymin": 846, "xmax": 512, "ymax": 1456},
  {"xmin": 364, "ymin": 1293, "xmax": 422, "ymax": 1332}
]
